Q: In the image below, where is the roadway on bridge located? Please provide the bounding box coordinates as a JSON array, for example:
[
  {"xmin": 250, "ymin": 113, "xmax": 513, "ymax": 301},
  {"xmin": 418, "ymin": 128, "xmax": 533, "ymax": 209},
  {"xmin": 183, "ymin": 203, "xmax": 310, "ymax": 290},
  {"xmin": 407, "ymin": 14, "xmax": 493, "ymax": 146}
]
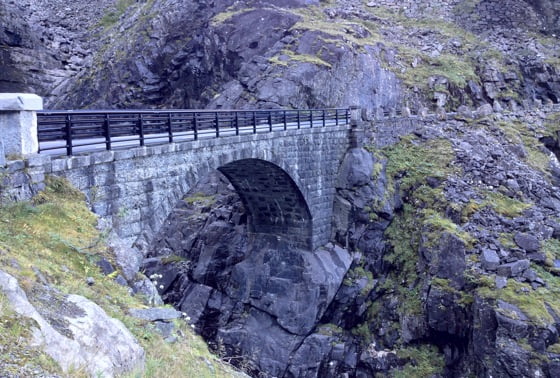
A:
[{"xmin": 39, "ymin": 119, "xmax": 341, "ymax": 156}]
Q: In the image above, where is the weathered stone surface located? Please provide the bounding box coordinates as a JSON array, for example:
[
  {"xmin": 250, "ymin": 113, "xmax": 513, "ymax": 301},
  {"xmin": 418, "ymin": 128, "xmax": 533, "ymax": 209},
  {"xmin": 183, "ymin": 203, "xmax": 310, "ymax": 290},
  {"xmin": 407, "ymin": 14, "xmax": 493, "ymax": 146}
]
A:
[
  {"xmin": 131, "ymin": 277, "xmax": 164, "ymax": 306},
  {"xmin": 336, "ymin": 148, "xmax": 374, "ymax": 189},
  {"xmin": 497, "ymin": 259, "xmax": 530, "ymax": 277},
  {"xmin": 0, "ymin": 138, "xmax": 5, "ymax": 167},
  {"xmin": 0, "ymin": 93, "xmax": 43, "ymax": 111},
  {"xmin": 111, "ymin": 237, "xmax": 144, "ymax": 281},
  {"xmin": 0, "ymin": 270, "xmax": 144, "ymax": 377},
  {"xmin": 514, "ymin": 232, "xmax": 541, "ymax": 252},
  {"xmin": 129, "ymin": 307, "xmax": 182, "ymax": 322},
  {"xmin": 482, "ymin": 249, "xmax": 501, "ymax": 271}
]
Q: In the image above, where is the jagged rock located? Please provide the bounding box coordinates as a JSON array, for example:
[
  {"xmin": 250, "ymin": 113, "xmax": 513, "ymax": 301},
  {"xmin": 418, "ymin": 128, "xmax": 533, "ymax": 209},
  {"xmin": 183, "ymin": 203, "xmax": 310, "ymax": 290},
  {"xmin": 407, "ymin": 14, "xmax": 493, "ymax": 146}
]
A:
[
  {"xmin": 0, "ymin": 270, "xmax": 145, "ymax": 377},
  {"xmin": 496, "ymin": 259, "xmax": 531, "ymax": 277},
  {"xmin": 110, "ymin": 237, "xmax": 144, "ymax": 281},
  {"xmin": 132, "ymin": 278, "xmax": 163, "ymax": 306},
  {"xmin": 514, "ymin": 232, "xmax": 541, "ymax": 252},
  {"xmin": 96, "ymin": 258, "xmax": 115, "ymax": 275},
  {"xmin": 336, "ymin": 148, "xmax": 374, "ymax": 189},
  {"xmin": 475, "ymin": 103, "xmax": 494, "ymax": 118},
  {"xmin": 129, "ymin": 307, "xmax": 182, "ymax": 322},
  {"xmin": 427, "ymin": 286, "xmax": 469, "ymax": 337},
  {"xmin": 496, "ymin": 276, "xmax": 508, "ymax": 289},
  {"xmin": 482, "ymin": 249, "xmax": 501, "ymax": 271}
]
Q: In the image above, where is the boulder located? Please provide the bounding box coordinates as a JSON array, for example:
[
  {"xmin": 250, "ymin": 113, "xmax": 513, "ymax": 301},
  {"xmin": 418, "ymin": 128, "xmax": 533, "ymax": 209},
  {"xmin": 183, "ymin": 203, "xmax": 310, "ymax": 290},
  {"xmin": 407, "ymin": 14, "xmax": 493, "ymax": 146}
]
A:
[
  {"xmin": 0, "ymin": 270, "xmax": 144, "ymax": 377},
  {"xmin": 513, "ymin": 233, "xmax": 540, "ymax": 252},
  {"xmin": 496, "ymin": 259, "xmax": 530, "ymax": 277},
  {"xmin": 336, "ymin": 148, "xmax": 375, "ymax": 189},
  {"xmin": 481, "ymin": 249, "xmax": 500, "ymax": 271}
]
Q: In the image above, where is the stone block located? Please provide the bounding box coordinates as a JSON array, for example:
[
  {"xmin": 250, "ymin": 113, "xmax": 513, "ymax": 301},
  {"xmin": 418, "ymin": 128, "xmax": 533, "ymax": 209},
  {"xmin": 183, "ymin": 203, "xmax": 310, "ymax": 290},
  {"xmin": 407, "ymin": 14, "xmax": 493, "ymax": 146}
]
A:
[
  {"xmin": 114, "ymin": 149, "xmax": 135, "ymax": 161},
  {"xmin": 481, "ymin": 249, "xmax": 500, "ymax": 271},
  {"xmin": 29, "ymin": 171, "xmax": 45, "ymax": 184},
  {"xmin": 514, "ymin": 232, "xmax": 540, "ymax": 252},
  {"xmin": 68, "ymin": 155, "xmax": 91, "ymax": 169},
  {"xmin": 91, "ymin": 151, "xmax": 114, "ymax": 165},
  {"xmin": 26, "ymin": 154, "xmax": 51, "ymax": 168},
  {"xmin": 0, "ymin": 93, "xmax": 43, "ymax": 111},
  {"xmin": 129, "ymin": 308, "xmax": 182, "ymax": 322},
  {"xmin": 51, "ymin": 158, "xmax": 68, "ymax": 172},
  {"xmin": 6, "ymin": 159, "xmax": 24, "ymax": 173},
  {"xmin": 497, "ymin": 259, "xmax": 530, "ymax": 277},
  {"xmin": 0, "ymin": 111, "xmax": 39, "ymax": 155}
]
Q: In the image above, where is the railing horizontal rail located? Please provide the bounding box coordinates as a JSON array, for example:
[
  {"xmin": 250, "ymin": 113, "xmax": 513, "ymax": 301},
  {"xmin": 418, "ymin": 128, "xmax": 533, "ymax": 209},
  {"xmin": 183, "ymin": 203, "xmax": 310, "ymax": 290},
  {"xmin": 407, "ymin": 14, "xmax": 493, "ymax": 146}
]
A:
[{"xmin": 37, "ymin": 108, "xmax": 350, "ymax": 155}]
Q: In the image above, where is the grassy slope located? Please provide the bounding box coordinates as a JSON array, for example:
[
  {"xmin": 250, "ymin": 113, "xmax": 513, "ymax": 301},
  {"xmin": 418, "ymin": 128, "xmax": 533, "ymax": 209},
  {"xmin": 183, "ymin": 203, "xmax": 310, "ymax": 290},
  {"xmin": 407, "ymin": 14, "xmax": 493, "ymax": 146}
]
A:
[{"xmin": 0, "ymin": 176, "xmax": 240, "ymax": 377}]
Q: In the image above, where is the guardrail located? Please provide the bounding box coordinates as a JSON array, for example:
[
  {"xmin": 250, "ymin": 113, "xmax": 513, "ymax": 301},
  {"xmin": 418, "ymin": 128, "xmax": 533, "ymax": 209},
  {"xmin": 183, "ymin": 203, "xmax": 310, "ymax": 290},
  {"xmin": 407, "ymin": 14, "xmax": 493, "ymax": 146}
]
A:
[{"xmin": 37, "ymin": 108, "xmax": 350, "ymax": 155}]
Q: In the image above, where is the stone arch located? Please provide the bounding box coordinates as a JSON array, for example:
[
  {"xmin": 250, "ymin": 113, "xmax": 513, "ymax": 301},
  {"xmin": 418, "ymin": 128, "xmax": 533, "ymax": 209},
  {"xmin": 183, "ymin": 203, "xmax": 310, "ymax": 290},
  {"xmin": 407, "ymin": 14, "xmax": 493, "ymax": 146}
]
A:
[{"xmin": 217, "ymin": 158, "xmax": 313, "ymax": 250}]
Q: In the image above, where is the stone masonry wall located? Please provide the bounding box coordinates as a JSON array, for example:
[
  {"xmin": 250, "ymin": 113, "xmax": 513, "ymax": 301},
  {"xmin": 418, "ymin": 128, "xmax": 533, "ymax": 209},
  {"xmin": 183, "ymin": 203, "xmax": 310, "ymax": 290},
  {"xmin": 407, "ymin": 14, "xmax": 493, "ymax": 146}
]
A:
[{"xmin": 1, "ymin": 125, "xmax": 351, "ymax": 250}]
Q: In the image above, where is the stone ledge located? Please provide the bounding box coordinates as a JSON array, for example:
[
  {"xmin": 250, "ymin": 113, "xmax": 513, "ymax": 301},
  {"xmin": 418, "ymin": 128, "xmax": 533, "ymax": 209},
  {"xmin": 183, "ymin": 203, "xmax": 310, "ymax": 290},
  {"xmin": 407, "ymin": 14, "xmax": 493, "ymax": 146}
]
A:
[{"xmin": 0, "ymin": 93, "xmax": 43, "ymax": 111}]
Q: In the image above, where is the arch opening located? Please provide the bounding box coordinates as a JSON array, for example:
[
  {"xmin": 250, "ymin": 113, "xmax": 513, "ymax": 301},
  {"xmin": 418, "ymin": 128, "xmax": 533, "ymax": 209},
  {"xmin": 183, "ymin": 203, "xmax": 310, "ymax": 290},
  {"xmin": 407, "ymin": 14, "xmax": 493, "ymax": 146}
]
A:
[{"xmin": 218, "ymin": 158, "xmax": 313, "ymax": 250}]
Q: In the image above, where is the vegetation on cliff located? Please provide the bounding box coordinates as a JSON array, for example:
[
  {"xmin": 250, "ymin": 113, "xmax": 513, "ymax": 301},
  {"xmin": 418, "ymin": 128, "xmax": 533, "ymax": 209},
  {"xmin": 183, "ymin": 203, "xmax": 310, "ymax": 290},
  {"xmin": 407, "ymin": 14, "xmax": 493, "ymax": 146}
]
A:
[{"xmin": 0, "ymin": 176, "xmax": 240, "ymax": 377}]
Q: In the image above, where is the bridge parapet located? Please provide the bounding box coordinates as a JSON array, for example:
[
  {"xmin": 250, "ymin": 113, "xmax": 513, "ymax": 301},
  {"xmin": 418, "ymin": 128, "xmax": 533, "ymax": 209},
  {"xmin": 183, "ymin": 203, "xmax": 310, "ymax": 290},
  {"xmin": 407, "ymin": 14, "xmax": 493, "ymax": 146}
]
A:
[{"xmin": 0, "ymin": 93, "xmax": 43, "ymax": 161}]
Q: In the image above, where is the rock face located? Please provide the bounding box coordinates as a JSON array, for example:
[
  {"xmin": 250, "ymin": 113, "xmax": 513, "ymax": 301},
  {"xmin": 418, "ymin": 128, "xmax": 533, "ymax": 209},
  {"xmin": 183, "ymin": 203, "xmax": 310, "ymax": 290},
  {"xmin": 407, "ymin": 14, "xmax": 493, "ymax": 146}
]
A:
[
  {"xmin": 141, "ymin": 105, "xmax": 560, "ymax": 377},
  {"xmin": 143, "ymin": 172, "xmax": 361, "ymax": 375},
  {"xmin": 1, "ymin": 0, "xmax": 558, "ymax": 110},
  {"xmin": 0, "ymin": 270, "xmax": 145, "ymax": 377}
]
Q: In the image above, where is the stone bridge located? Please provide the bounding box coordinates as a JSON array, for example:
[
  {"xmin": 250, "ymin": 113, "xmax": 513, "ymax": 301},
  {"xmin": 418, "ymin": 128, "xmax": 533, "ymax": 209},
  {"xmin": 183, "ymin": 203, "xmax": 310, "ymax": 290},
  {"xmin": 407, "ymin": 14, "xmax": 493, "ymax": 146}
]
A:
[{"xmin": 0, "ymin": 94, "xmax": 353, "ymax": 250}]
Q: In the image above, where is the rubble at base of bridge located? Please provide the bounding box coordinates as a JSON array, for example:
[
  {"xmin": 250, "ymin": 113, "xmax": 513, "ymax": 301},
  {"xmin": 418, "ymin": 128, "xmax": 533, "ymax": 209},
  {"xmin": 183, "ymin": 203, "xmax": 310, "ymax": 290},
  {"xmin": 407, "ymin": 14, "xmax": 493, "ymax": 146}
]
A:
[{"xmin": 135, "ymin": 105, "xmax": 560, "ymax": 377}]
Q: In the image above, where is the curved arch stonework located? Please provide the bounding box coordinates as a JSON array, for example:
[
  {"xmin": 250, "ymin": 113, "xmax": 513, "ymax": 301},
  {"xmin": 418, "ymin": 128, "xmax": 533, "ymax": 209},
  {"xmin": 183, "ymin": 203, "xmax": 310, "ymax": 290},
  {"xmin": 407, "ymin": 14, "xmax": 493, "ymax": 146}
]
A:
[
  {"xmin": 36, "ymin": 125, "xmax": 351, "ymax": 250},
  {"xmin": 218, "ymin": 159, "xmax": 313, "ymax": 249}
]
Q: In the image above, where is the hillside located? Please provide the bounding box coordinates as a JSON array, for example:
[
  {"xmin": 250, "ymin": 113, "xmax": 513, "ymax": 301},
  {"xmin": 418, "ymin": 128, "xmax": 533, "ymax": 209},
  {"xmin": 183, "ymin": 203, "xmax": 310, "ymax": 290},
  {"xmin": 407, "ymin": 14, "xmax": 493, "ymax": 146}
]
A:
[
  {"xmin": 0, "ymin": 176, "xmax": 245, "ymax": 377},
  {"xmin": 1, "ymin": 0, "xmax": 559, "ymax": 110}
]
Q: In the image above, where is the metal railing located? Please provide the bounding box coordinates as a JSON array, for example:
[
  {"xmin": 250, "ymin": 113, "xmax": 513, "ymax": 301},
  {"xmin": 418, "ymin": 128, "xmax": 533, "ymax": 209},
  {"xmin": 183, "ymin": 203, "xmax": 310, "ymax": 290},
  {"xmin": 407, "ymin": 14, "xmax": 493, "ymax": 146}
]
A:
[{"xmin": 36, "ymin": 108, "xmax": 350, "ymax": 155}]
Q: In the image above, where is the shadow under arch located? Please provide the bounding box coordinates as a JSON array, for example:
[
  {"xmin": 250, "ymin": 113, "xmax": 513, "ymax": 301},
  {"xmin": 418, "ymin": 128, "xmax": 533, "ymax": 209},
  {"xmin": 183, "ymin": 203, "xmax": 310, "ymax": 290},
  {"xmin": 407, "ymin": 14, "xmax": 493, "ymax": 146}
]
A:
[{"xmin": 218, "ymin": 158, "xmax": 313, "ymax": 250}]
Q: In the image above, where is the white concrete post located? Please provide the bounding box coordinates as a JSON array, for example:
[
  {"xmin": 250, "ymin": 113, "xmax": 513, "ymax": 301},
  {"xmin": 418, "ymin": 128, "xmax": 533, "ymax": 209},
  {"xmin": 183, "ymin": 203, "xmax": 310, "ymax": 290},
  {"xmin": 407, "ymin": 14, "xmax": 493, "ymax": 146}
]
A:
[{"xmin": 0, "ymin": 93, "xmax": 43, "ymax": 157}]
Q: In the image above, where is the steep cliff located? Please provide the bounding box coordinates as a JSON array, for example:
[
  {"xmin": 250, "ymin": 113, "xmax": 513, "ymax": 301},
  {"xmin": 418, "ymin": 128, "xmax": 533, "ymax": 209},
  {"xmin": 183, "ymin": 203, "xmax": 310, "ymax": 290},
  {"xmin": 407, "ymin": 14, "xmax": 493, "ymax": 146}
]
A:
[
  {"xmin": 1, "ymin": 0, "xmax": 559, "ymax": 110},
  {"xmin": 143, "ymin": 105, "xmax": 560, "ymax": 377}
]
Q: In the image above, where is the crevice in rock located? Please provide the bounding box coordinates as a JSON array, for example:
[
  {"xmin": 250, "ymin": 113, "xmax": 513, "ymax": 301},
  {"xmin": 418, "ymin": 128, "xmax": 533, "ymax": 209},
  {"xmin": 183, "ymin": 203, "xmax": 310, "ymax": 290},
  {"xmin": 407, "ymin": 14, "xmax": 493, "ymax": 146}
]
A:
[{"xmin": 540, "ymin": 135, "xmax": 560, "ymax": 161}]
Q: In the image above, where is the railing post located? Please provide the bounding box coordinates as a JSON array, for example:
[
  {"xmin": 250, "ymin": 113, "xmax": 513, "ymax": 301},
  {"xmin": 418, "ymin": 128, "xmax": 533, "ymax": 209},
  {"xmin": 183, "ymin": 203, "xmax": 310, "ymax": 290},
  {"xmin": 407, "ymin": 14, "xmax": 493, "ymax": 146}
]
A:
[
  {"xmin": 322, "ymin": 109, "xmax": 326, "ymax": 127},
  {"xmin": 104, "ymin": 114, "xmax": 112, "ymax": 151},
  {"xmin": 268, "ymin": 112, "xmax": 273, "ymax": 132},
  {"xmin": 167, "ymin": 113, "xmax": 173, "ymax": 143},
  {"xmin": 193, "ymin": 113, "xmax": 198, "ymax": 141},
  {"xmin": 0, "ymin": 93, "xmax": 42, "ymax": 159},
  {"xmin": 297, "ymin": 110, "xmax": 301, "ymax": 129},
  {"xmin": 65, "ymin": 114, "xmax": 73, "ymax": 155},
  {"xmin": 138, "ymin": 113, "xmax": 145, "ymax": 146},
  {"xmin": 235, "ymin": 112, "xmax": 239, "ymax": 136},
  {"xmin": 350, "ymin": 106, "xmax": 362, "ymax": 126},
  {"xmin": 335, "ymin": 109, "xmax": 339, "ymax": 125},
  {"xmin": 310, "ymin": 110, "xmax": 313, "ymax": 128},
  {"xmin": 283, "ymin": 110, "xmax": 287, "ymax": 130},
  {"xmin": 252, "ymin": 111, "xmax": 257, "ymax": 134},
  {"xmin": 215, "ymin": 112, "xmax": 220, "ymax": 138}
]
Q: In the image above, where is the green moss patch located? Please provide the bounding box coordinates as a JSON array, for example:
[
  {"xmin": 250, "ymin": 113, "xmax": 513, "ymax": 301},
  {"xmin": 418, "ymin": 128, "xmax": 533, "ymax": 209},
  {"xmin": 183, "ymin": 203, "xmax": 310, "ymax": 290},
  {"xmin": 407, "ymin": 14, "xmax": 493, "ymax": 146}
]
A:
[
  {"xmin": 383, "ymin": 136, "xmax": 457, "ymax": 192},
  {"xmin": 0, "ymin": 176, "xmax": 239, "ymax": 377},
  {"xmin": 478, "ymin": 266, "xmax": 560, "ymax": 327}
]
